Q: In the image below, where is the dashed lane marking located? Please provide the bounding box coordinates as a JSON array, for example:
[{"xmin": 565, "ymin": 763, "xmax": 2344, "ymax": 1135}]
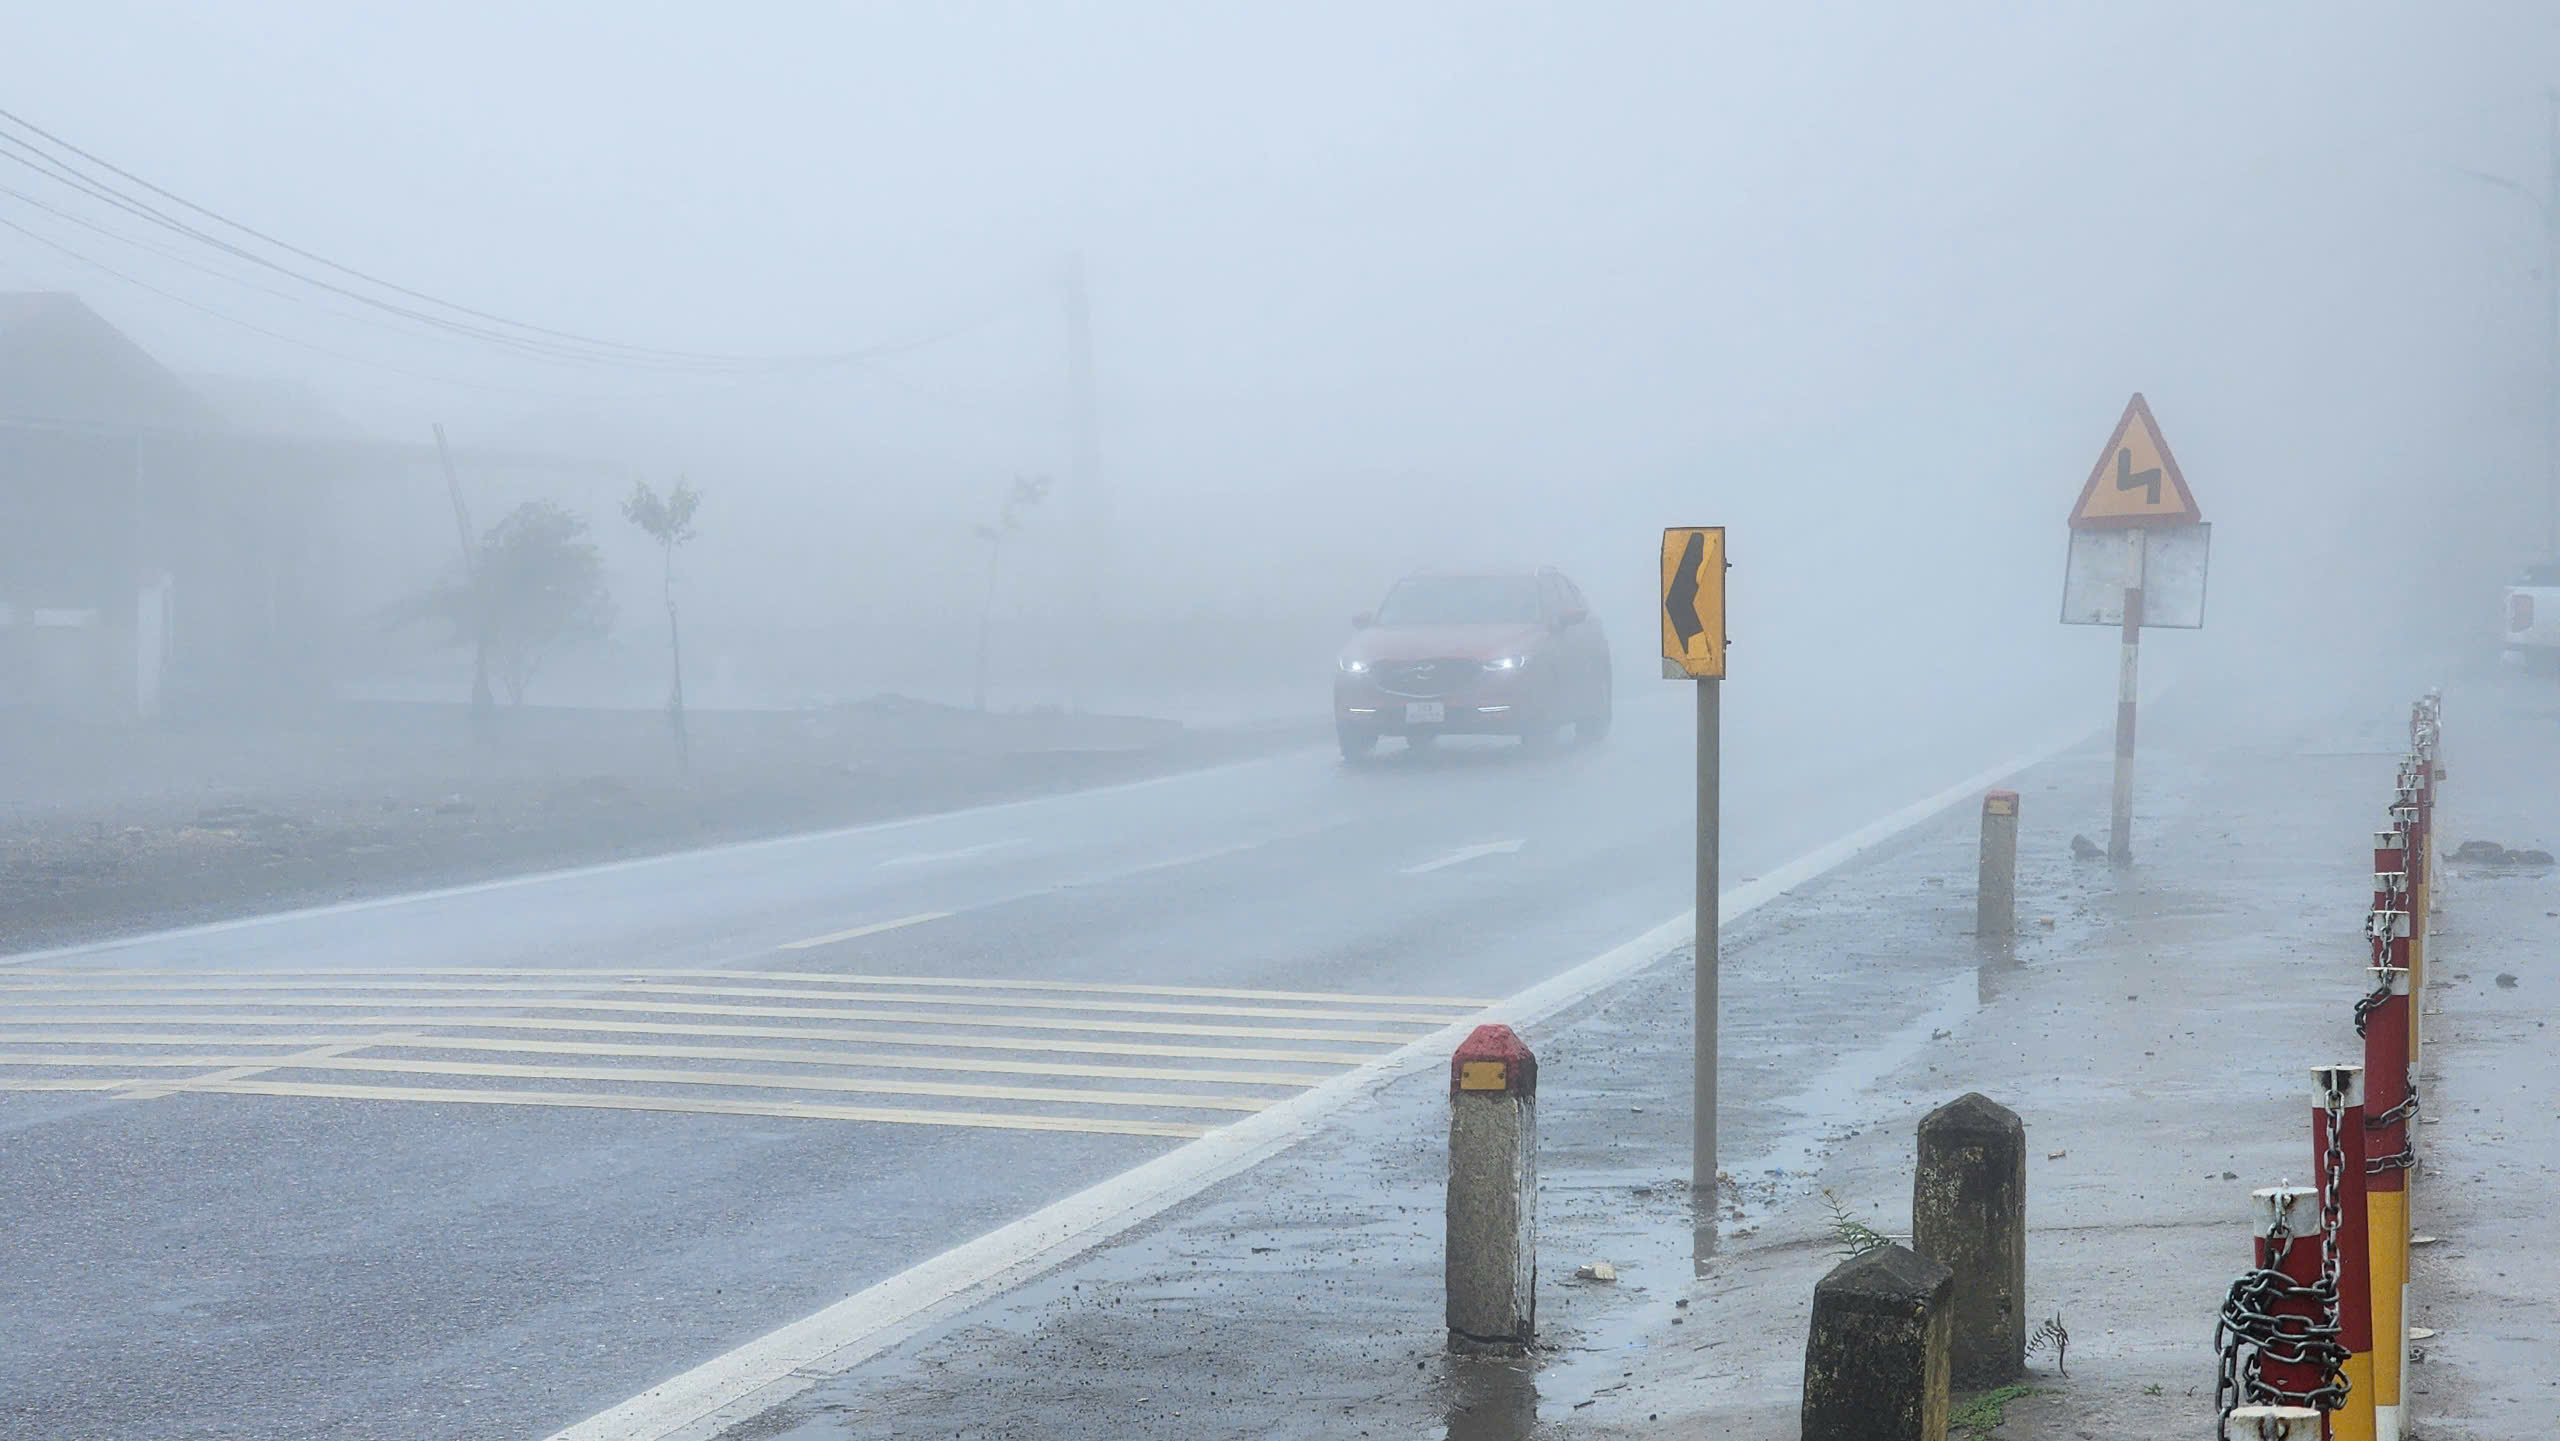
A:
[
  {"xmin": 776, "ymin": 912, "xmax": 952, "ymax": 950},
  {"xmin": 1401, "ymin": 838, "xmax": 1527, "ymax": 874},
  {"xmin": 875, "ymin": 839, "xmax": 1026, "ymax": 868}
]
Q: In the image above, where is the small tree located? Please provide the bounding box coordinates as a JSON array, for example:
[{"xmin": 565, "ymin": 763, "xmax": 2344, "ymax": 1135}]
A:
[
  {"xmin": 623, "ymin": 476, "xmax": 702, "ymax": 772},
  {"xmin": 973, "ymin": 475, "xmax": 1049, "ymax": 711},
  {"xmin": 409, "ymin": 500, "xmax": 612, "ymax": 708}
]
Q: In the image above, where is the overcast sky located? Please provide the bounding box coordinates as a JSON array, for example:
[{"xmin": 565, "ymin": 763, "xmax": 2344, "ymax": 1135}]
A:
[{"xmin": 3, "ymin": 3, "xmax": 2553, "ymax": 710}]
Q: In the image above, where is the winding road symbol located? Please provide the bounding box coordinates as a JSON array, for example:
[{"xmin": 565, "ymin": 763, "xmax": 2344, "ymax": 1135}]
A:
[
  {"xmin": 1665, "ymin": 530, "xmax": 1706, "ymax": 647},
  {"xmin": 2114, "ymin": 446, "xmax": 2163, "ymax": 506}
]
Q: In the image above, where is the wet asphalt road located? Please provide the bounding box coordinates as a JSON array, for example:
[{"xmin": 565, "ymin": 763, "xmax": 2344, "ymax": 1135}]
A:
[{"xmin": 0, "ymin": 681, "xmax": 2076, "ymax": 1441}]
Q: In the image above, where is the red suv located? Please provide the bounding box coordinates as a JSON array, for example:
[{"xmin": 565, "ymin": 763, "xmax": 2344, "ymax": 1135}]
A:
[{"xmin": 1334, "ymin": 568, "xmax": 1613, "ymax": 759}]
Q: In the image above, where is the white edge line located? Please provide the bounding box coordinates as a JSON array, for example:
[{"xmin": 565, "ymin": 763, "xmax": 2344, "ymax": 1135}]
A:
[
  {"xmin": 543, "ymin": 726, "xmax": 2089, "ymax": 1441},
  {"xmin": 0, "ymin": 750, "xmax": 1320, "ymax": 969}
]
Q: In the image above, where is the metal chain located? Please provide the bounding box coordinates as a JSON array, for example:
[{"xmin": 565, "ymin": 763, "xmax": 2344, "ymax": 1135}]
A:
[
  {"xmin": 2214, "ymin": 1209, "xmax": 2350, "ymax": 1430},
  {"xmin": 2351, "ymin": 973, "xmax": 2391, "ymax": 1038},
  {"xmin": 2317, "ymin": 1076, "xmax": 2347, "ymax": 1301},
  {"xmin": 2367, "ymin": 1143, "xmax": 2417, "ymax": 1174},
  {"xmin": 2368, "ymin": 1048, "xmax": 2420, "ymax": 1177}
]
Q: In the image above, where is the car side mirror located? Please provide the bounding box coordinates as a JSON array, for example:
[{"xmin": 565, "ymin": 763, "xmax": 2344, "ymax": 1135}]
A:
[
  {"xmin": 1557, "ymin": 607, "xmax": 1588, "ymax": 628},
  {"xmin": 1352, "ymin": 611, "xmax": 1375, "ymax": 630}
]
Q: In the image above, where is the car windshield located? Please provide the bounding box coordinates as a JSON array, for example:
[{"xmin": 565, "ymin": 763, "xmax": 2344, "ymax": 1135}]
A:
[
  {"xmin": 1375, "ymin": 575, "xmax": 1543, "ymax": 626},
  {"xmin": 2518, "ymin": 562, "xmax": 2560, "ymax": 586}
]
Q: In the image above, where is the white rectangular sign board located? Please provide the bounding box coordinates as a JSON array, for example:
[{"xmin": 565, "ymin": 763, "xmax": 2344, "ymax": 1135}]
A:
[{"xmin": 2060, "ymin": 522, "xmax": 2209, "ymax": 628}]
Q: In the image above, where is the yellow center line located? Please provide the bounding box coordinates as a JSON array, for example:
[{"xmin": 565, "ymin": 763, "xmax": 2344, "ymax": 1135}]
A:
[
  {"xmin": 0, "ymin": 978, "xmax": 1473, "ymax": 1026},
  {"xmin": 0, "ymin": 994, "xmax": 1425, "ymax": 1044},
  {"xmin": 0, "ymin": 1054, "xmax": 1276, "ymax": 1113},
  {"xmin": 169, "ymin": 1079, "xmax": 1215, "ymax": 1139},
  {"xmin": 0, "ymin": 1032, "xmax": 1337, "ymax": 1087},
  {"xmin": 0, "ymin": 967, "xmax": 1496, "ymax": 1009},
  {"xmin": 0, "ymin": 1013, "xmax": 1385, "ymax": 1065}
]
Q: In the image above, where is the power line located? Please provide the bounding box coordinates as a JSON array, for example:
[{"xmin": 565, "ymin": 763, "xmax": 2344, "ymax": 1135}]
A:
[
  {"xmin": 0, "ymin": 177, "xmax": 561, "ymax": 363},
  {"xmin": 0, "ymin": 105, "xmax": 1014, "ymax": 375},
  {"xmin": 0, "ymin": 210, "xmax": 602, "ymax": 402},
  {"xmin": 0, "ymin": 131, "xmax": 747, "ymax": 370}
]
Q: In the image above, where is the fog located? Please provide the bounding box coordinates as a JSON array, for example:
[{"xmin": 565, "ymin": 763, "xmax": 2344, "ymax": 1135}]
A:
[
  {"xmin": 16, "ymin": 16, "xmax": 2560, "ymax": 1437},
  {"xmin": 5, "ymin": 3, "xmax": 2555, "ymax": 729}
]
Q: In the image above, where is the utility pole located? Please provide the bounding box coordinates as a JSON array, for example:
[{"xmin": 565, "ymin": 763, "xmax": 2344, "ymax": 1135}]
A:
[
  {"xmin": 432, "ymin": 422, "xmax": 495, "ymax": 741},
  {"xmin": 1062, "ymin": 251, "xmax": 1110, "ymax": 711},
  {"xmin": 2454, "ymin": 91, "xmax": 2560, "ymax": 558},
  {"xmin": 2529, "ymin": 84, "xmax": 2549, "ymax": 557}
]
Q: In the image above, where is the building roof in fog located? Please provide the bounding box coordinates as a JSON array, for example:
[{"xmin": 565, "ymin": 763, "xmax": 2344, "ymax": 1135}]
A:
[
  {"xmin": 181, "ymin": 373, "xmax": 364, "ymax": 438},
  {"xmin": 0, "ymin": 291, "xmax": 215, "ymax": 432}
]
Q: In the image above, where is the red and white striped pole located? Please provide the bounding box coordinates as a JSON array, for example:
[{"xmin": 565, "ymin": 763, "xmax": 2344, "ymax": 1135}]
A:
[
  {"xmin": 2245, "ymin": 1184, "xmax": 2335, "ymax": 1430},
  {"xmin": 2368, "ymin": 818, "xmax": 2413, "ymax": 1092},
  {"xmin": 2360, "ymin": 967, "xmax": 2413, "ymax": 1441},
  {"xmin": 2230, "ymin": 1406, "xmax": 2326, "ymax": 1439},
  {"xmin": 2313, "ymin": 1065, "xmax": 2374, "ymax": 1441},
  {"xmin": 2404, "ymin": 755, "xmax": 2435, "ymax": 939}
]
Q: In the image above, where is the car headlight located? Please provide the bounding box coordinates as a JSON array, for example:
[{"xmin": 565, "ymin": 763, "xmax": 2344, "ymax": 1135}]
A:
[
  {"xmin": 1483, "ymin": 655, "xmax": 1527, "ymax": 672},
  {"xmin": 1338, "ymin": 657, "xmax": 1370, "ymax": 674}
]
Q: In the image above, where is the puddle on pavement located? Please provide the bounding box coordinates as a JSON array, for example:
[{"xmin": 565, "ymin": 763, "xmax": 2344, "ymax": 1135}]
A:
[
  {"xmin": 1436, "ymin": 1355, "xmax": 1539, "ymax": 1440},
  {"xmin": 1733, "ymin": 968, "xmax": 1978, "ymax": 1185}
]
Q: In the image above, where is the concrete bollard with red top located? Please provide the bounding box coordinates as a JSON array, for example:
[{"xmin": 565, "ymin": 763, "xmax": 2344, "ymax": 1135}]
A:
[{"xmin": 1446, "ymin": 1023, "xmax": 1537, "ymax": 1354}]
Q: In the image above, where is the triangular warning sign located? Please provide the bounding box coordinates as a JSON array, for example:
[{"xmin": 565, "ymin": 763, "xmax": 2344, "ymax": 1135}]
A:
[{"xmin": 2069, "ymin": 393, "xmax": 2201, "ymax": 529}]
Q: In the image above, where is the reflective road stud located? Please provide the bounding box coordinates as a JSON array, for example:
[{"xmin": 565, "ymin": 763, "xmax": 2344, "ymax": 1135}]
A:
[
  {"xmin": 2314, "ymin": 1065, "xmax": 2374, "ymax": 1441},
  {"xmin": 2360, "ymin": 968, "xmax": 2413, "ymax": 1441},
  {"xmin": 1446, "ymin": 1023, "xmax": 1537, "ymax": 1353}
]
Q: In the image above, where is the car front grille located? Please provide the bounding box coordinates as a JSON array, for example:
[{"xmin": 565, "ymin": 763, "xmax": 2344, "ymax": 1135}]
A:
[{"xmin": 1374, "ymin": 659, "xmax": 1475, "ymax": 698}]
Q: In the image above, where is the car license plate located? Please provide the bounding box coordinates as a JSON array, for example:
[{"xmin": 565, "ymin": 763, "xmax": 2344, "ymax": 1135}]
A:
[{"xmin": 1405, "ymin": 701, "xmax": 1445, "ymax": 724}]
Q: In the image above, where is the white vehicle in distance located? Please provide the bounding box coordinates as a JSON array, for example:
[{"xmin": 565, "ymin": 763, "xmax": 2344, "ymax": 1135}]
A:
[{"xmin": 2503, "ymin": 560, "xmax": 2560, "ymax": 671}]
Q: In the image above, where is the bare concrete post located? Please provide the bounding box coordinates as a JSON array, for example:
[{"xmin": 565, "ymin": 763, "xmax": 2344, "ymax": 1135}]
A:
[
  {"xmin": 2227, "ymin": 1405, "xmax": 2324, "ymax": 1439},
  {"xmin": 1913, "ymin": 1092, "xmax": 2027, "ymax": 1387},
  {"xmin": 1446, "ymin": 1023, "xmax": 1536, "ymax": 1353},
  {"xmin": 1802, "ymin": 1243, "xmax": 1954, "ymax": 1441},
  {"xmin": 1976, "ymin": 790, "xmax": 2019, "ymax": 938}
]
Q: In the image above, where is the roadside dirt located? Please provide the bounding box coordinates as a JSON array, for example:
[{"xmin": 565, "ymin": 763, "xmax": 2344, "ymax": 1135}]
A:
[{"xmin": 0, "ymin": 697, "xmax": 1319, "ymax": 953}]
